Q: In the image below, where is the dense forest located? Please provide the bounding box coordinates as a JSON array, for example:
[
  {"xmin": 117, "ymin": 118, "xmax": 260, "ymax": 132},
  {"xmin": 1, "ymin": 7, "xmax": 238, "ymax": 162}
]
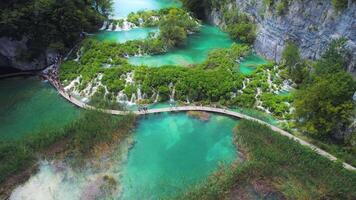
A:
[{"xmin": 0, "ymin": 0, "xmax": 112, "ymax": 58}]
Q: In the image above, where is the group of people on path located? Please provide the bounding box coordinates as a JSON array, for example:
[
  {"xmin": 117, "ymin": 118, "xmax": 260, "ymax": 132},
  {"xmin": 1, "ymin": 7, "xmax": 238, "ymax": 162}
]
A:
[
  {"xmin": 42, "ymin": 56, "xmax": 71, "ymax": 99},
  {"xmin": 138, "ymin": 106, "xmax": 148, "ymax": 113}
]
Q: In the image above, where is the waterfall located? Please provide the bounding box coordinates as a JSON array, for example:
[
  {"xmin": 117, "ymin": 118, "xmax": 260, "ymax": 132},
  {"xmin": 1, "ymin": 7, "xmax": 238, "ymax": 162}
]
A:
[
  {"xmin": 170, "ymin": 87, "xmax": 175, "ymax": 102},
  {"xmin": 121, "ymin": 21, "xmax": 136, "ymax": 31},
  {"xmin": 280, "ymin": 80, "xmax": 293, "ymax": 93},
  {"xmin": 99, "ymin": 21, "xmax": 108, "ymax": 30},
  {"xmin": 186, "ymin": 97, "xmax": 190, "ymax": 104},
  {"xmin": 255, "ymin": 88, "xmax": 270, "ymax": 114},
  {"xmin": 107, "ymin": 23, "xmax": 114, "ymax": 31},
  {"xmin": 138, "ymin": 18, "xmax": 144, "ymax": 26},
  {"xmin": 115, "ymin": 22, "xmax": 122, "ymax": 31},
  {"xmin": 130, "ymin": 93, "xmax": 137, "ymax": 104},
  {"xmin": 168, "ymin": 82, "xmax": 175, "ymax": 102},
  {"xmin": 137, "ymin": 87, "xmax": 142, "ymax": 100},
  {"xmin": 267, "ymin": 70, "xmax": 273, "ymax": 91},
  {"xmin": 242, "ymin": 78, "xmax": 249, "ymax": 90},
  {"xmin": 154, "ymin": 93, "xmax": 159, "ymax": 103},
  {"xmin": 74, "ymin": 48, "xmax": 83, "ymax": 62},
  {"xmin": 117, "ymin": 91, "xmax": 128, "ymax": 102}
]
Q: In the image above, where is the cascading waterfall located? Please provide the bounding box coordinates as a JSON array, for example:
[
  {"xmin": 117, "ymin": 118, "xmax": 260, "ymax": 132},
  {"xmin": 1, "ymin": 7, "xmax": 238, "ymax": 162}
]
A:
[
  {"xmin": 74, "ymin": 48, "xmax": 83, "ymax": 62},
  {"xmin": 279, "ymin": 80, "xmax": 293, "ymax": 93},
  {"xmin": 255, "ymin": 88, "xmax": 270, "ymax": 114},
  {"xmin": 154, "ymin": 92, "xmax": 159, "ymax": 103},
  {"xmin": 130, "ymin": 93, "xmax": 137, "ymax": 104},
  {"xmin": 168, "ymin": 82, "xmax": 175, "ymax": 102},
  {"xmin": 99, "ymin": 21, "xmax": 108, "ymax": 30},
  {"xmin": 186, "ymin": 97, "xmax": 190, "ymax": 104},
  {"xmin": 107, "ymin": 23, "xmax": 114, "ymax": 31},
  {"xmin": 117, "ymin": 91, "xmax": 129, "ymax": 103},
  {"xmin": 137, "ymin": 87, "xmax": 142, "ymax": 100}
]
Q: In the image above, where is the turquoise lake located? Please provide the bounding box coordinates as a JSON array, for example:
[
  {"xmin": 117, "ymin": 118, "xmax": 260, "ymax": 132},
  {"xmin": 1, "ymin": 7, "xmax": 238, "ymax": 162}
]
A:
[
  {"xmin": 0, "ymin": 77, "xmax": 79, "ymax": 140},
  {"xmin": 6, "ymin": 0, "xmax": 272, "ymax": 198},
  {"xmin": 128, "ymin": 25, "xmax": 234, "ymax": 67},
  {"xmin": 95, "ymin": 27, "xmax": 159, "ymax": 43},
  {"xmin": 121, "ymin": 112, "xmax": 238, "ymax": 199},
  {"xmin": 112, "ymin": 0, "xmax": 181, "ymax": 19},
  {"xmin": 10, "ymin": 112, "xmax": 238, "ymax": 200}
]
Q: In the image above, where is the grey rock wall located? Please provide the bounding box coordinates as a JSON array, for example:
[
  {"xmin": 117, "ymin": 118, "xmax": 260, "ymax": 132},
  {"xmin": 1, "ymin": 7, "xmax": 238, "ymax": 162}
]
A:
[
  {"xmin": 0, "ymin": 37, "xmax": 58, "ymax": 71},
  {"xmin": 206, "ymin": 0, "xmax": 356, "ymax": 73}
]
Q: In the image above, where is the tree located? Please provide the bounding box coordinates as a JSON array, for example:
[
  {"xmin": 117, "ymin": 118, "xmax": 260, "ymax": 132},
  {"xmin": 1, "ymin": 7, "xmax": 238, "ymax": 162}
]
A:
[
  {"xmin": 282, "ymin": 42, "xmax": 307, "ymax": 84},
  {"xmin": 332, "ymin": 0, "xmax": 348, "ymax": 11},
  {"xmin": 94, "ymin": 0, "xmax": 114, "ymax": 17},
  {"xmin": 294, "ymin": 72, "xmax": 355, "ymax": 139}
]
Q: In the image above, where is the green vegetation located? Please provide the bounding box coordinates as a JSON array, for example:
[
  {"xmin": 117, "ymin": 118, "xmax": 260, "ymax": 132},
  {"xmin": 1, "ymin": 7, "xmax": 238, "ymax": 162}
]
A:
[
  {"xmin": 332, "ymin": 0, "xmax": 349, "ymax": 11},
  {"xmin": 180, "ymin": 0, "xmax": 210, "ymax": 18},
  {"xmin": 0, "ymin": 110, "xmax": 136, "ymax": 184},
  {"xmin": 281, "ymin": 42, "xmax": 307, "ymax": 84},
  {"xmin": 178, "ymin": 120, "xmax": 356, "ymax": 200},
  {"xmin": 60, "ymin": 40, "xmax": 251, "ymax": 104},
  {"xmin": 294, "ymin": 39, "xmax": 356, "ymax": 141},
  {"xmin": 182, "ymin": 0, "xmax": 256, "ymax": 44},
  {"xmin": 217, "ymin": 1, "xmax": 256, "ymax": 44},
  {"xmin": 0, "ymin": 0, "xmax": 111, "ymax": 57},
  {"xmin": 263, "ymin": 0, "xmax": 349, "ymax": 14},
  {"xmin": 159, "ymin": 8, "xmax": 200, "ymax": 48}
]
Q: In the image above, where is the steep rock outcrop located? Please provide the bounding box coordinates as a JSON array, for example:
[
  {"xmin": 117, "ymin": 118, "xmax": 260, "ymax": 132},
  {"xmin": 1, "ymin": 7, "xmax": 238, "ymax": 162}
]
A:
[
  {"xmin": 0, "ymin": 37, "xmax": 59, "ymax": 71},
  {"xmin": 206, "ymin": 0, "xmax": 356, "ymax": 73}
]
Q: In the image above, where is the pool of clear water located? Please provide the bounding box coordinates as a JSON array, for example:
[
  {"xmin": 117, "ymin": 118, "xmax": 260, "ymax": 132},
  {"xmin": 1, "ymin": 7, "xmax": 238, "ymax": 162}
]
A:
[
  {"xmin": 112, "ymin": 0, "xmax": 181, "ymax": 19},
  {"xmin": 10, "ymin": 112, "xmax": 238, "ymax": 200},
  {"xmin": 95, "ymin": 27, "xmax": 159, "ymax": 43},
  {"xmin": 128, "ymin": 25, "xmax": 234, "ymax": 67},
  {"xmin": 0, "ymin": 77, "xmax": 79, "ymax": 140}
]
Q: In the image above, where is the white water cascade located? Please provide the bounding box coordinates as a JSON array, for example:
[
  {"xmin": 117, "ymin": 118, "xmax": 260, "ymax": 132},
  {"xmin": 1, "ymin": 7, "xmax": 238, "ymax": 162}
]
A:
[
  {"xmin": 168, "ymin": 82, "xmax": 175, "ymax": 102},
  {"xmin": 107, "ymin": 23, "xmax": 114, "ymax": 31},
  {"xmin": 99, "ymin": 21, "xmax": 108, "ymax": 30},
  {"xmin": 137, "ymin": 87, "xmax": 142, "ymax": 100},
  {"xmin": 154, "ymin": 92, "xmax": 160, "ymax": 103},
  {"xmin": 255, "ymin": 88, "xmax": 270, "ymax": 114},
  {"xmin": 130, "ymin": 93, "xmax": 137, "ymax": 104}
]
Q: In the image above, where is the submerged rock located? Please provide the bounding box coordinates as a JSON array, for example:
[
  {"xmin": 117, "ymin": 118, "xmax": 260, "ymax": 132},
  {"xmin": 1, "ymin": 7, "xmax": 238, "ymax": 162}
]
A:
[{"xmin": 187, "ymin": 111, "xmax": 211, "ymax": 122}]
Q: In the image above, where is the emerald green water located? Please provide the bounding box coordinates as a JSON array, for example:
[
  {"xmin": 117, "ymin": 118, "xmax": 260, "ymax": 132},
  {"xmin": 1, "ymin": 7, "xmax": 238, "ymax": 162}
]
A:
[
  {"xmin": 95, "ymin": 27, "xmax": 159, "ymax": 43},
  {"xmin": 129, "ymin": 25, "xmax": 233, "ymax": 67},
  {"xmin": 0, "ymin": 77, "xmax": 79, "ymax": 140},
  {"xmin": 121, "ymin": 113, "xmax": 238, "ymax": 199},
  {"xmin": 10, "ymin": 112, "xmax": 238, "ymax": 199},
  {"xmin": 113, "ymin": 0, "xmax": 181, "ymax": 19},
  {"xmin": 238, "ymin": 54, "xmax": 269, "ymax": 75}
]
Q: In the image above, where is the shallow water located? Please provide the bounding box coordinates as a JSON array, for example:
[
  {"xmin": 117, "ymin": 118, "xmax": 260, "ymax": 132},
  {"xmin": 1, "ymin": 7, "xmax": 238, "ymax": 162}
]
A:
[
  {"xmin": 10, "ymin": 112, "xmax": 238, "ymax": 200},
  {"xmin": 95, "ymin": 27, "xmax": 159, "ymax": 43},
  {"xmin": 0, "ymin": 77, "xmax": 79, "ymax": 140},
  {"xmin": 128, "ymin": 25, "xmax": 234, "ymax": 67},
  {"xmin": 238, "ymin": 54, "xmax": 269, "ymax": 75},
  {"xmin": 112, "ymin": 0, "xmax": 181, "ymax": 19}
]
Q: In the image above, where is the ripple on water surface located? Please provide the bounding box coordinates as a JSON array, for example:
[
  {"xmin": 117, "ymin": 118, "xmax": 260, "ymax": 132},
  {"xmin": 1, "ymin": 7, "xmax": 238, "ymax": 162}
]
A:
[{"xmin": 10, "ymin": 112, "xmax": 238, "ymax": 200}]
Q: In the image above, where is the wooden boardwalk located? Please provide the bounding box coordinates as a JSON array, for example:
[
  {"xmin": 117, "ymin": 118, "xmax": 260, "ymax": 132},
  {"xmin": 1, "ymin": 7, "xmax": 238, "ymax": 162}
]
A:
[{"xmin": 52, "ymin": 80, "xmax": 356, "ymax": 171}]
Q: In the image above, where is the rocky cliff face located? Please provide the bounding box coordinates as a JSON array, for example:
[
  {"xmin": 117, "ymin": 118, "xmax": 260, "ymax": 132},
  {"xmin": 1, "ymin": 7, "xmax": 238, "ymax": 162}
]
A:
[
  {"xmin": 0, "ymin": 37, "xmax": 59, "ymax": 71},
  {"xmin": 206, "ymin": 0, "xmax": 356, "ymax": 74}
]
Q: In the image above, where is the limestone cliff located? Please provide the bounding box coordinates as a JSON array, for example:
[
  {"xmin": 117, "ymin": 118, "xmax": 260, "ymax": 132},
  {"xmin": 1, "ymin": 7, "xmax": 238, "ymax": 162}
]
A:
[
  {"xmin": 0, "ymin": 37, "xmax": 58, "ymax": 71},
  {"xmin": 206, "ymin": 0, "xmax": 356, "ymax": 73}
]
